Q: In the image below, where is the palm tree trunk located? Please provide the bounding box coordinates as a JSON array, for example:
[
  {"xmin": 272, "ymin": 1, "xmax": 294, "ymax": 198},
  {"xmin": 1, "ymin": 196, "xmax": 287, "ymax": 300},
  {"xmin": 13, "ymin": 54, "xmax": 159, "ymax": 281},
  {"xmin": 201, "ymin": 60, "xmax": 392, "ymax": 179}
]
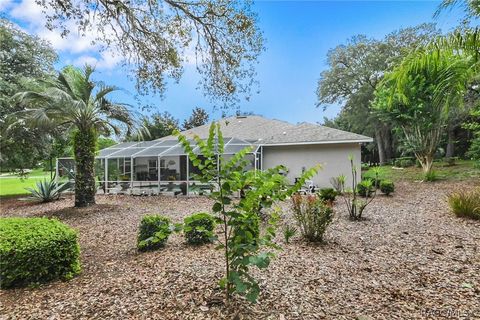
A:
[
  {"xmin": 375, "ymin": 128, "xmax": 387, "ymax": 165},
  {"xmin": 73, "ymin": 128, "xmax": 97, "ymax": 207}
]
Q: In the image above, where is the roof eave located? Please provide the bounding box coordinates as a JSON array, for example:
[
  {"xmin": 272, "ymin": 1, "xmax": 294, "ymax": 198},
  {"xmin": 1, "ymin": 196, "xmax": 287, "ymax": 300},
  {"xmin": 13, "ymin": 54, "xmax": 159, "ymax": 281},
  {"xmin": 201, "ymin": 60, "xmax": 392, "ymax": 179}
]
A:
[{"xmin": 261, "ymin": 138, "xmax": 373, "ymax": 146}]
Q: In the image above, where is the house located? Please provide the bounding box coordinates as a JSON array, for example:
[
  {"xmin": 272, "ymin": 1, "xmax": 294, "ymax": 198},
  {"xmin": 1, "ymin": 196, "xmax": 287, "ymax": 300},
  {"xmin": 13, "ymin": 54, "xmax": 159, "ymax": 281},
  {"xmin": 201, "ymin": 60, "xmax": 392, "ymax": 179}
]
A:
[{"xmin": 56, "ymin": 115, "xmax": 372, "ymax": 195}]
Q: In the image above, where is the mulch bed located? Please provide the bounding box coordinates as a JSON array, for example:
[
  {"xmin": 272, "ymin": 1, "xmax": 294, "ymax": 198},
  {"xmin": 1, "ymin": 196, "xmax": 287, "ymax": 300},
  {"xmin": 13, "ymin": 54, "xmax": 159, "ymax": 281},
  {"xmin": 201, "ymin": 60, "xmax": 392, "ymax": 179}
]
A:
[{"xmin": 1, "ymin": 180, "xmax": 479, "ymax": 319}]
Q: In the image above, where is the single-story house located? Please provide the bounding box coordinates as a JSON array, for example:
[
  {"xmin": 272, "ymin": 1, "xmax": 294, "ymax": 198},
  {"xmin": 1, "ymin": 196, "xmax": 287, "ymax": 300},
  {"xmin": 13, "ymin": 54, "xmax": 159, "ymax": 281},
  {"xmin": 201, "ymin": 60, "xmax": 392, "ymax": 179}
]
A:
[{"xmin": 57, "ymin": 115, "xmax": 372, "ymax": 195}]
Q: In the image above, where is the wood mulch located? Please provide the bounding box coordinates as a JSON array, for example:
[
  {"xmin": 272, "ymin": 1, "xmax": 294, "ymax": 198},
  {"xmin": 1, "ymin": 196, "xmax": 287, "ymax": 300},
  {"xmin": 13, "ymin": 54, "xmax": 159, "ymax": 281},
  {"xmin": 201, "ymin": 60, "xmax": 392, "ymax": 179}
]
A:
[{"xmin": 0, "ymin": 180, "xmax": 479, "ymax": 319}]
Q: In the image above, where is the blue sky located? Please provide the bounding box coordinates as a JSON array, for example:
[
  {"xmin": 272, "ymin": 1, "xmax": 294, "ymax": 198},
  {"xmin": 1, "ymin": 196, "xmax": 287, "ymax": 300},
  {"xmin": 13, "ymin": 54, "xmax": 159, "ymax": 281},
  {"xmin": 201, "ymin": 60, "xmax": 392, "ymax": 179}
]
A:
[{"xmin": 2, "ymin": 0, "xmax": 463, "ymax": 124}]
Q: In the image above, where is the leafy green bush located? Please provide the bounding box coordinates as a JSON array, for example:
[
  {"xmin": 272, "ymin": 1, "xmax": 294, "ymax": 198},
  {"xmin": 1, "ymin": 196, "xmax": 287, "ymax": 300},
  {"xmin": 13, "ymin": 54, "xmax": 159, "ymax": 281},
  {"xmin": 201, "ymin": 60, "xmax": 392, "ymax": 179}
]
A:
[
  {"xmin": 318, "ymin": 188, "xmax": 338, "ymax": 203},
  {"xmin": 291, "ymin": 194, "xmax": 334, "ymax": 242},
  {"xmin": 394, "ymin": 157, "xmax": 415, "ymax": 168},
  {"xmin": 184, "ymin": 212, "xmax": 216, "ymax": 245},
  {"xmin": 283, "ymin": 224, "xmax": 297, "ymax": 244},
  {"xmin": 0, "ymin": 217, "xmax": 81, "ymax": 289},
  {"xmin": 137, "ymin": 215, "xmax": 172, "ymax": 251},
  {"xmin": 380, "ymin": 180, "xmax": 395, "ymax": 195},
  {"xmin": 26, "ymin": 179, "xmax": 70, "ymax": 202},
  {"xmin": 400, "ymin": 159, "xmax": 414, "ymax": 167},
  {"xmin": 447, "ymin": 189, "xmax": 480, "ymax": 220},
  {"xmin": 357, "ymin": 180, "xmax": 375, "ymax": 197}
]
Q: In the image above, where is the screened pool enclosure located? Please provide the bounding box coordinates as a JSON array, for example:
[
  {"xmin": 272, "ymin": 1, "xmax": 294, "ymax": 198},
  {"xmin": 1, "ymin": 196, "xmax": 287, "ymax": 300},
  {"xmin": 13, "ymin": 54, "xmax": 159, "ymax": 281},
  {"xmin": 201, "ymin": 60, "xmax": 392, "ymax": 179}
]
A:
[{"xmin": 56, "ymin": 137, "xmax": 261, "ymax": 196}]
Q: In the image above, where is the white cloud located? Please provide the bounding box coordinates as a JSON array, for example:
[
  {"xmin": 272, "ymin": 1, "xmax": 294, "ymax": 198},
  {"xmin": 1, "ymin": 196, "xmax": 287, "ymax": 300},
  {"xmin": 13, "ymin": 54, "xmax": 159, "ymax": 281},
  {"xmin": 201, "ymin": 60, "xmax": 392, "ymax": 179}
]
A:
[
  {"xmin": 7, "ymin": 0, "xmax": 120, "ymax": 70},
  {"xmin": 73, "ymin": 50, "xmax": 122, "ymax": 70},
  {"xmin": 0, "ymin": 0, "xmax": 13, "ymax": 12},
  {"xmin": 9, "ymin": 0, "xmax": 46, "ymax": 26}
]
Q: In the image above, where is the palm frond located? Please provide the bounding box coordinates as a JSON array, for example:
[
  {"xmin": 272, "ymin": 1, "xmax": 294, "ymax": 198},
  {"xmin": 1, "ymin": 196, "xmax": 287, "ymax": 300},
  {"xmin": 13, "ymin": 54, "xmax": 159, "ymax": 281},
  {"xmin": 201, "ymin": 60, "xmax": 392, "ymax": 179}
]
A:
[
  {"xmin": 95, "ymin": 85, "xmax": 120, "ymax": 102},
  {"xmin": 15, "ymin": 64, "xmax": 141, "ymax": 140}
]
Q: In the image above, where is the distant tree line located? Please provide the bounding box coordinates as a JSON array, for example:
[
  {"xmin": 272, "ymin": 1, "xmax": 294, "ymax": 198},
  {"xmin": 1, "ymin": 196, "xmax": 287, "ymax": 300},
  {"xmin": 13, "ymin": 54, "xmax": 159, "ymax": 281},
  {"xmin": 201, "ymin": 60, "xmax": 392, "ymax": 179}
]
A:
[{"xmin": 318, "ymin": 3, "xmax": 479, "ymax": 170}]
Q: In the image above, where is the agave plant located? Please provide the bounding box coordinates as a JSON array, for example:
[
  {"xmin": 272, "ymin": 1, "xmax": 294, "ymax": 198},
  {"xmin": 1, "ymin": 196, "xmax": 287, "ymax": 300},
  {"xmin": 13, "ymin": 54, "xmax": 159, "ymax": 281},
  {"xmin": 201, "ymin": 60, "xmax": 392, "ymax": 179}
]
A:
[{"xmin": 26, "ymin": 179, "xmax": 71, "ymax": 203}]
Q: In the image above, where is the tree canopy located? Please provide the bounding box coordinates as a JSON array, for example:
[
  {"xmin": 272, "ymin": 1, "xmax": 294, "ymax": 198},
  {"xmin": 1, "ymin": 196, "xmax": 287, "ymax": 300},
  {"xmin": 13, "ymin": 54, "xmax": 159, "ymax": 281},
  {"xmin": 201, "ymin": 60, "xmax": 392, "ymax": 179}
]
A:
[
  {"xmin": 182, "ymin": 107, "xmax": 210, "ymax": 130},
  {"xmin": 0, "ymin": 19, "xmax": 58, "ymax": 170},
  {"xmin": 316, "ymin": 23, "xmax": 440, "ymax": 163},
  {"xmin": 140, "ymin": 111, "xmax": 180, "ymax": 140},
  {"xmin": 35, "ymin": 0, "xmax": 264, "ymax": 105}
]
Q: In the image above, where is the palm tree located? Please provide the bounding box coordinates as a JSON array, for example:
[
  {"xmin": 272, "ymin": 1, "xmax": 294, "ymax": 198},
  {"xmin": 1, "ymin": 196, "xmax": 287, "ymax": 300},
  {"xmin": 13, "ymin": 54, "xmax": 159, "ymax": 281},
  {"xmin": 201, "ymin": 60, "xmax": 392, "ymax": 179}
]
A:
[
  {"xmin": 14, "ymin": 65, "xmax": 141, "ymax": 207},
  {"xmin": 378, "ymin": 50, "xmax": 474, "ymax": 175}
]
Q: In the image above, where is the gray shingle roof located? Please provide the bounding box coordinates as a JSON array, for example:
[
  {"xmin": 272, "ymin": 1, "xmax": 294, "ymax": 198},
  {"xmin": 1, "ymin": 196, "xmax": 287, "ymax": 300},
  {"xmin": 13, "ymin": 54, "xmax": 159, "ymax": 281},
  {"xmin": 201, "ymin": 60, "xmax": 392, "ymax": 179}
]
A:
[{"xmin": 158, "ymin": 115, "xmax": 372, "ymax": 145}]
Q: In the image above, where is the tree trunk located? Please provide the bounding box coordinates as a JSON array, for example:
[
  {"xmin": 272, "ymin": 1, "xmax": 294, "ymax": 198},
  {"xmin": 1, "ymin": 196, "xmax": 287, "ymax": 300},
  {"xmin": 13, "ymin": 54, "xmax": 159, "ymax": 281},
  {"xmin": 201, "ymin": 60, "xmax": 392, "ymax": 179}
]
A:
[
  {"xmin": 73, "ymin": 128, "xmax": 97, "ymax": 207},
  {"xmin": 50, "ymin": 157, "xmax": 53, "ymax": 180},
  {"xmin": 446, "ymin": 128, "xmax": 455, "ymax": 158},
  {"xmin": 375, "ymin": 128, "xmax": 387, "ymax": 165},
  {"xmin": 383, "ymin": 129, "xmax": 394, "ymax": 162},
  {"xmin": 417, "ymin": 154, "xmax": 434, "ymax": 175}
]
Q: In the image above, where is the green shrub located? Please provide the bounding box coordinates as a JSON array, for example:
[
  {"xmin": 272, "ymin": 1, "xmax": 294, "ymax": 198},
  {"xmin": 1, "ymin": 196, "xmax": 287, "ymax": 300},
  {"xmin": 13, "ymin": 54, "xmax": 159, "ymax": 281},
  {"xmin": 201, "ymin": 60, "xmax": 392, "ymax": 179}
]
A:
[
  {"xmin": 400, "ymin": 159, "xmax": 414, "ymax": 167},
  {"xmin": 318, "ymin": 188, "xmax": 338, "ymax": 203},
  {"xmin": 26, "ymin": 178, "xmax": 71, "ymax": 202},
  {"xmin": 394, "ymin": 157, "xmax": 415, "ymax": 168},
  {"xmin": 184, "ymin": 212, "xmax": 216, "ymax": 245},
  {"xmin": 137, "ymin": 215, "xmax": 172, "ymax": 251},
  {"xmin": 447, "ymin": 189, "xmax": 480, "ymax": 220},
  {"xmin": 291, "ymin": 194, "xmax": 334, "ymax": 242},
  {"xmin": 357, "ymin": 180, "xmax": 375, "ymax": 197},
  {"xmin": 0, "ymin": 217, "xmax": 81, "ymax": 289},
  {"xmin": 424, "ymin": 170, "xmax": 437, "ymax": 182},
  {"xmin": 380, "ymin": 180, "xmax": 395, "ymax": 195}
]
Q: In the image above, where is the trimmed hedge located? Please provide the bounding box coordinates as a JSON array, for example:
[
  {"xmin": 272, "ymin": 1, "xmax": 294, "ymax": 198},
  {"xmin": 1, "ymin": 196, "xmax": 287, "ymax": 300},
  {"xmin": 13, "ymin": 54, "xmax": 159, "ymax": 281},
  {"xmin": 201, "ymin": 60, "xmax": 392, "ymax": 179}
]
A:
[
  {"xmin": 184, "ymin": 212, "xmax": 216, "ymax": 245},
  {"xmin": 318, "ymin": 188, "xmax": 338, "ymax": 203},
  {"xmin": 0, "ymin": 217, "xmax": 81, "ymax": 289},
  {"xmin": 137, "ymin": 215, "xmax": 172, "ymax": 251},
  {"xmin": 380, "ymin": 180, "xmax": 395, "ymax": 195}
]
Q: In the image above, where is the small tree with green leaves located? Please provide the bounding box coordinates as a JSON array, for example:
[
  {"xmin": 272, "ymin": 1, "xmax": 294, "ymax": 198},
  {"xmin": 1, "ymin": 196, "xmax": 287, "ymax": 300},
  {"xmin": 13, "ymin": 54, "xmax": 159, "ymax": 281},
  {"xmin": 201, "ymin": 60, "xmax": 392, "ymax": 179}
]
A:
[
  {"xmin": 175, "ymin": 123, "xmax": 320, "ymax": 303},
  {"xmin": 340, "ymin": 156, "xmax": 379, "ymax": 220}
]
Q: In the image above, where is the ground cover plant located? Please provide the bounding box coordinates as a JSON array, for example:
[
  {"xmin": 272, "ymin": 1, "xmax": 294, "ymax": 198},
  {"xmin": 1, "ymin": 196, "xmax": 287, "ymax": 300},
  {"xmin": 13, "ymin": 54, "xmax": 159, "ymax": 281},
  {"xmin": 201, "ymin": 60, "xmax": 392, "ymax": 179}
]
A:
[
  {"xmin": 1, "ymin": 179, "xmax": 478, "ymax": 319},
  {"xmin": 362, "ymin": 160, "xmax": 480, "ymax": 183},
  {"xmin": 176, "ymin": 123, "xmax": 319, "ymax": 302},
  {"xmin": 447, "ymin": 188, "xmax": 480, "ymax": 220},
  {"xmin": 0, "ymin": 217, "xmax": 81, "ymax": 289}
]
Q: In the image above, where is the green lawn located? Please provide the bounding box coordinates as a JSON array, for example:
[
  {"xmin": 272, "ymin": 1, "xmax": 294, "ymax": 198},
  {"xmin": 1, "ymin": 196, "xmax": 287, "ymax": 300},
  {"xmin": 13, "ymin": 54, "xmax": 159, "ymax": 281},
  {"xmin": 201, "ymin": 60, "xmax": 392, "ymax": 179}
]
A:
[
  {"xmin": 363, "ymin": 159, "xmax": 480, "ymax": 183},
  {"xmin": 0, "ymin": 169, "xmax": 53, "ymax": 196}
]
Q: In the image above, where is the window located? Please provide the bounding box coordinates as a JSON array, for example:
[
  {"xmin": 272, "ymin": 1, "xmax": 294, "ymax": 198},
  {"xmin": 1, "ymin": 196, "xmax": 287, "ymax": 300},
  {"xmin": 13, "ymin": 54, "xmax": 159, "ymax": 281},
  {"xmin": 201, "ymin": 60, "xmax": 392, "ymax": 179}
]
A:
[{"xmin": 148, "ymin": 159, "xmax": 157, "ymax": 169}]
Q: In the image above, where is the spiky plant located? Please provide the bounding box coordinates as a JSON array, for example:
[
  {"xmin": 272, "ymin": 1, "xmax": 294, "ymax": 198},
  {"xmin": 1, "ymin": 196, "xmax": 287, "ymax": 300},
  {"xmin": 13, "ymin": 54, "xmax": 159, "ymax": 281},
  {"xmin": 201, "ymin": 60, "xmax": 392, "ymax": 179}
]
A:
[
  {"xmin": 14, "ymin": 65, "xmax": 144, "ymax": 207},
  {"xmin": 26, "ymin": 179, "xmax": 71, "ymax": 202}
]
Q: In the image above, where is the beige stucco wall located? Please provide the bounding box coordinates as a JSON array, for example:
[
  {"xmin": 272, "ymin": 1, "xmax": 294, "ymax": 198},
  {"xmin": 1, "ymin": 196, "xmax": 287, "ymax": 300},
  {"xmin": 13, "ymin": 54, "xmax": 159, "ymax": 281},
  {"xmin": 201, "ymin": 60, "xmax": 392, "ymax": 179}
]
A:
[{"xmin": 262, "ymin": 143, "xmax": 362, "ymax": 188}]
